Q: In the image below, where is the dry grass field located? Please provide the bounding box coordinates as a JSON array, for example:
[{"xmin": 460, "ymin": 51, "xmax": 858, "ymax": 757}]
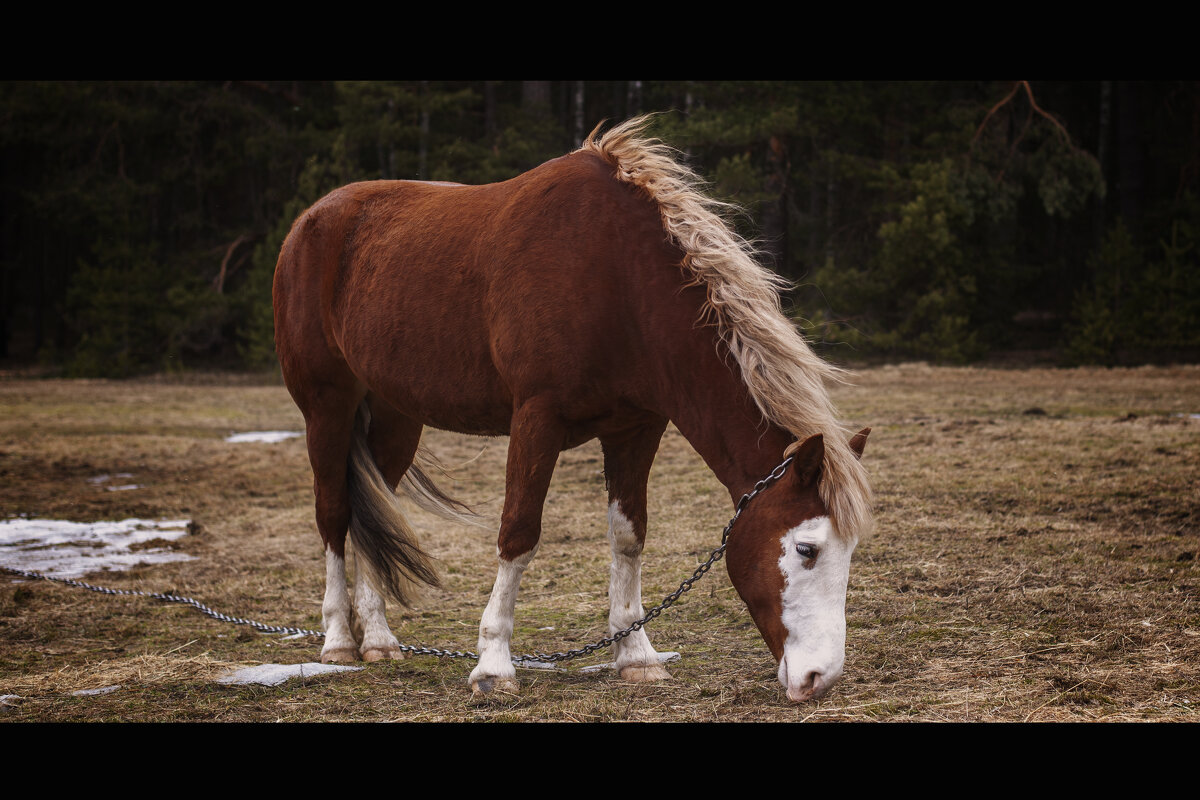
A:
[{"xmin": 1, "ymin": 364, "xmax": 1197, "ymax": 722}]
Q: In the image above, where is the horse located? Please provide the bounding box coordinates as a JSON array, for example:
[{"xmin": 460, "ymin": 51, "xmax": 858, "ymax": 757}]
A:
[{"xmin": 272, "ymin": 116, "xmax": 874, "ymax": 703}]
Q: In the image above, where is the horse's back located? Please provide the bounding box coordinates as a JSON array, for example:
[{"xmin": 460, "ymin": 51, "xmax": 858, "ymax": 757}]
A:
[{"xmin": 274, "ymin": 152, "xmax": 687, "ymax": 435}]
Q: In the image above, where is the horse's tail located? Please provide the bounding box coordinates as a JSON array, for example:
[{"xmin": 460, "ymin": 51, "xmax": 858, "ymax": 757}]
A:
[{"xmin": 346, "ymin": 403, "xmax": 479, "ymax": 606}]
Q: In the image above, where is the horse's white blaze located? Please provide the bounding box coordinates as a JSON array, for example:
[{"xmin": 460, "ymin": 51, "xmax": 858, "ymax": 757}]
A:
[
  {"xmin": 469, "ymin": 545, "xmax": 537, "ymax": 685},
  {"xmin": 321, "ymin": 548, "xmax": 357, "ymax": 658},
  {"xmin": 353, "ymin": 552, "xmax": 400, "ymax": 655},
  {"xmin": 775, "ymin": 516, "xmax": 856, "ymax": 701},
  {"xmin": 607, "ymin": 502, "xmax": 660, "ymax": 669}
]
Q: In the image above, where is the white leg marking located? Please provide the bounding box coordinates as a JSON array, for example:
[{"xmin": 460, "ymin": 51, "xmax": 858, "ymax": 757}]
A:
[
  {"xmin": 321, "ymin": 548, "xmax": 358, "ymax": 662},
  {"xmin": 353, "ymin": 552, "xmax": 403, "ymax": 661},
  {"xmin": 608, "ymin": 502, "xmax": 670, "ymax": 681},
  {"xmin": 468, "ymin": 546, "xmax": 537, "ymax": 694}
]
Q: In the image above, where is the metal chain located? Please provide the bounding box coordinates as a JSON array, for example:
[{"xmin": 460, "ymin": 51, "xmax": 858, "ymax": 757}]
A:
[
  {"xmin": 2, "ymin": 455, "xmax": 793, "ymax": 665},
  {"xmin": 0, "ymin": 566, "xmax": 323, "ymax": 637},
  {"xmin": 503, "ymin": 454, "xmax": 795, "ymax": 664}
]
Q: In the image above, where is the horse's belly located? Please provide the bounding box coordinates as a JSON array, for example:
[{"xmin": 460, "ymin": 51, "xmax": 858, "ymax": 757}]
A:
[
  {"xmin": 346, "ymin": 332, "xmax": 514, "ymax": 436},
  {"xmin": 398, "ymin": 382, "xmax": 514, "ymax": 436}
]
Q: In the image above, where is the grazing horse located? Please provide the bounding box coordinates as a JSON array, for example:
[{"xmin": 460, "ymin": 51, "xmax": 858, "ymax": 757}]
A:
[{"xmin": 272, "ymin": 117, "xmax": 873, "ymax": 703}]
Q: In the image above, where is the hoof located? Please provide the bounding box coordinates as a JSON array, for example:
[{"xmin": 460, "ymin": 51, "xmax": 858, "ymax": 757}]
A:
[
  {"xmin": 361, "ymin": 646, "xmax": 407, "ymax": 663},
  {"xmin": 321, "ymin": 647, "xmax": 361, "ymax": 664},
  {"xmin": 469, "ymin": 675, "xmax": 520, "ymax": 702},
  {"xmin": 619, "ymin": 663, "xmax": 672, "ymax": 683}
]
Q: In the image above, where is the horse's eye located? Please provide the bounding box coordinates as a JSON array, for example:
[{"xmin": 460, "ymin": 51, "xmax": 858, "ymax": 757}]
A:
[{"xmin": 795, "ymin": 543, "xmax": 818, "ymax": 560}]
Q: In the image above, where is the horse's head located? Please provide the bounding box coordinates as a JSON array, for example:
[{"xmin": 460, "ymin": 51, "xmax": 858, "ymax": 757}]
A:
[{"xmin": 725, "ymin": 428, "xmax": 869, "ymax": 703}]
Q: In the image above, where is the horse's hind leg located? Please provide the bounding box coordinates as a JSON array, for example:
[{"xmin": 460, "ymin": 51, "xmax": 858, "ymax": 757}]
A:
[
  {"xmin": 353, "ymin": 396, "xmax": 423, "ymax": 662},
  {"xmin": 298, "ymin": 387, "xmax": 364, "ymax": 664},
  {"xmin": 601, "ymin": 420, "xmax": 671, "ymax": 682}
]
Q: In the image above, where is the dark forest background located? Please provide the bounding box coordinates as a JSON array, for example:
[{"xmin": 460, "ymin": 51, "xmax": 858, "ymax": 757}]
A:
[{"xmin": 2, "ymin": 80, "xmax": 1196, "ymax": 376}]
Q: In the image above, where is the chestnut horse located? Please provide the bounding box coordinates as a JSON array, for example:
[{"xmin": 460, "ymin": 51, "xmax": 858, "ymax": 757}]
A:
[{"xmin": 272, "ymin": 117, "xmax": 873, "ymax": 703}]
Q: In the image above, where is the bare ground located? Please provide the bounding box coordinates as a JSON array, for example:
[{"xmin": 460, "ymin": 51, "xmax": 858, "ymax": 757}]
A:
[{"xmin": 1, "ymin": 364, "xmax": 1197, "ymax": 722}]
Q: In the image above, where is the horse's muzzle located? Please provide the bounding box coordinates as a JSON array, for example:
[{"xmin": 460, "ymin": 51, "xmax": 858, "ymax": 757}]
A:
[{"xmin": 780, "ymin": 653, "xmax": 842, "ymax": 703}]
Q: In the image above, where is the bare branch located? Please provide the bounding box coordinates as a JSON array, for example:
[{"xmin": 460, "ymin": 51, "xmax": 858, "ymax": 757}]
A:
[
  {"xmin": 972, "ymin": 81, "xmax": 1021, "ymax": 149},
  {"xmin": 1020, "ymin": 80, "xmax": 1072, "ymax": 145},
  {"xmin": 974, "ymin": 81, "xmax": 1073, "ymax": 151},
  {"xmin": 213, "ymin": 234, "xmax": 252, "ymax": 294}
]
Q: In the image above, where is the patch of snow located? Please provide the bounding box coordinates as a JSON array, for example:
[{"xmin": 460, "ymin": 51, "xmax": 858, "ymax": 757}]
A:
[
  {"xmin": 72, "ymin": 685, "xmax": 122, "ymax": 697},
  {"xmin": 216, "ymin": 662, "xmax": 361, "ymax": 686},
  {"xmin": 576, "ymin": 651, "xmax": 681, "ymax": 674},
  {"xmin": 1172, "ymin": 413, "xmax": 1200, "ymax": 420},
  {"xmin": 0, "ymin": 694, "xmax": 22, "ymax": 708},
  {"xmin": 512, "ymin": 658, "xmax": 566, "ymax": 671},
  {"xmin": 0, "ymin": 517, "xmax": 194, "ymax": 578},
  {"xmin": 87, "ymin": 474, "xmax": 143, "ymax": 491},
  {"xmin": 224, "ymin": 431, "xmax": 302, "ymax": 444},
  {"xmin": 88, "ymin": 473, "xmax": 134, "ymax": 485}
]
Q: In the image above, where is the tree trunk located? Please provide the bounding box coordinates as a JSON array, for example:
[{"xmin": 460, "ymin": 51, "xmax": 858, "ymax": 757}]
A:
[
  {"xmin": 484, "ymin": 81, "xmax": 497, "ymax": 146},
  {"xmin": 825, "ymin": 156, "xmax": 837, "ymax": 266},
  {"xmin": 1095, "ymin": 80, "xmax": 1112, "ymax": 247},
  {"xmin": 1116, "ymin": 81, "xmax": 1143, "ymax": 236},
  {"xmin": 761, "ymin": 134, "xmax": 789, "ymax": 273},
  {"xmin": 573, "ymin": 81, "xmax": 585, "ymax": 145},
  {"xmin": 626, "ymin": 80, "xmax": 642, "ymax": 117},
  {"xmin": 522, "ymin": 81, "xmax": 551, "ymax": 116},
  {"xmin": 418, "ymin": 81, "xmax": 430, "ymax": 181}
]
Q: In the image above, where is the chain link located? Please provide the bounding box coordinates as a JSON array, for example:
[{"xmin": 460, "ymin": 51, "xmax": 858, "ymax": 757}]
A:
[
  {"xmin": 504, "ymin": 454, "xmax": 794, "ymax": 664},
  {"xmin": 2, "ymin": 455, "xmax": 793, "ymax": 665},
  {"xmin": 0, "ymin": 566, "xmax": 324, "ymax": 638}
]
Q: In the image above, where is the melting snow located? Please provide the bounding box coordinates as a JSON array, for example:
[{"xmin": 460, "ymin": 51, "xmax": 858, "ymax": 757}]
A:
[
  {"xmin": 576, "ymin": 651, "xmax": 681, "ymax": 674},
  {"xmin": 512, "ymin": 658, "xmax": 566, "ymax": 671},
  {"xmin": 88, "ymin": 474, "xmax": 143, "ymax": 492},
  {"xmin": 88, "ymin": 473, "xmax": 133, "ymax": 485},
  {"xmin": 72, "ymin": 685, "xmax": 122, "ymax": 697},
  {"xmin": 217, "ymin": 662, "xmax": 361, "ymax": 686},
  {"xmin": 0, "ymin": 517, "xmax": 194, "ymax": 578},
  {"xmin": 224, "ymin": 431, "xmax": 302, "ymax": 443}
]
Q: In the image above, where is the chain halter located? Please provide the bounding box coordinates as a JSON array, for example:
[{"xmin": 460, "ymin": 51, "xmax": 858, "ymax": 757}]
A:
[{"xmin": 1, "ymin": 456, "xmax": 795, "ymax": 665}]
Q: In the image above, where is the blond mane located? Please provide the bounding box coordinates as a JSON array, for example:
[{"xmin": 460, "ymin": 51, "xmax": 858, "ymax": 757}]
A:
[{"xmin": 579, "ymin": 116, "xmax": 874, "ymax": 540}]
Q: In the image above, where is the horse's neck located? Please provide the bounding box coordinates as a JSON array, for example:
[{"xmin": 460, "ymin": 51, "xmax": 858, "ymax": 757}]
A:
[{"xmin": 654, "ymin": 330, "xmax": 794, "ymax": 503}]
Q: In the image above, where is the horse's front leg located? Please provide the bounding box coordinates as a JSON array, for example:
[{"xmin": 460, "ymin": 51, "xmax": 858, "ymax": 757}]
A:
[
  {"xmin": 469, "ymin": 543, "xmax": 537, "ymax": 697},
  {"xmin": 602, "ymin": 421, "xmax": 671, "ymax": 682},
  {"xmin": 468, "ymin": 398, "xmax": 565, "ymax": 699}
]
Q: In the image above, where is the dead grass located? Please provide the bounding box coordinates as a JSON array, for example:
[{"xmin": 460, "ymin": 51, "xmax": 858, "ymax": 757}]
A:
[
  {"xmin": 8, "ymin": 652, "xmax": 243, "ymax": 697},
  {"xmin": 1, "ymin": 364, "xmax": 1198, "ymax": 721}
]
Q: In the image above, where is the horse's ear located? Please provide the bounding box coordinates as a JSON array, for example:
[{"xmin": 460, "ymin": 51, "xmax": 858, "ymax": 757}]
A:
[
  {"xmin": 849, "ymin": 427, "xmax": 870, "ymax": 461},
  {"xmin": 784, "ymin": 434, "xmax": 824, "ymax": 486}
]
